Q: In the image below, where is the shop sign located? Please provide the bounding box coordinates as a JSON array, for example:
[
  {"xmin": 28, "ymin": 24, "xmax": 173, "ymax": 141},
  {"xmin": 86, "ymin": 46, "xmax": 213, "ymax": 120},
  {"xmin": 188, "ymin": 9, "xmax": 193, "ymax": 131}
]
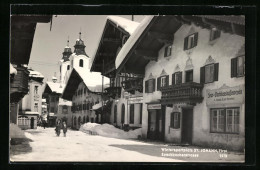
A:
[
  {"xmin": 128, "ymin": 96, "xmax": 143, "ymax": 104},
  {"xmin": 206, "ymin": 84, "xmax": 244, "ymax": 106},
  {"xmin": 147, "ymin": 104, "xmax": 161, "ymax": 110}
]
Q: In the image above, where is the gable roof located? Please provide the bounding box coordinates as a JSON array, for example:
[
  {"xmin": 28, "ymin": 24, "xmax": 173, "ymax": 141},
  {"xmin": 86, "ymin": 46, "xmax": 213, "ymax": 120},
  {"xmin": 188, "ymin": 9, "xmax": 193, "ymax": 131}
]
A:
[{"xmin": 43, "ymin": 81, "xmax": 65, "ymax": 94}]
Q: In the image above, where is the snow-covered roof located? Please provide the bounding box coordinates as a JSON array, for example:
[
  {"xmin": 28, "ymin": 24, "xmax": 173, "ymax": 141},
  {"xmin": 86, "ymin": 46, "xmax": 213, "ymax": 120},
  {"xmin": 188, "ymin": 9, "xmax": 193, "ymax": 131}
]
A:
[
  {"xmin": 89, "ymin": 16, "xmax": 140, "ymax": 70},
  {"xmin": 72, "ymin": 66, "xmax": 109, "ymax": 92},
  {"xmin": 92, "ymin": 102, "xmax": 102, "ymax": 110},
  {"xmin": 42, "ymin": 105, "xmax": 47, "ymax": 108},
  {"xmin": 25, "ymin": 111, "xmax": 39, "ymax": 115},
  {"xmin": 58, "ymin": 98, "xmax": 72, "ymax": 106},
  {"xmin": 29, "ymin": 69, "xmax": 44, "ymax": 78},
  {"xmin": 10, "ymin": 64, "xmax": 17, "ymax": 75},
  {"xmin": 115, "ymin": 16, "xmax": 155, "ymax": 69},
  {"xmin": 45, "ymin": 81, "xmax": 65, "ymax": 94},
  {"xmin": 107, "ymin": 16, "xmax": 140, "ymax": 35}
]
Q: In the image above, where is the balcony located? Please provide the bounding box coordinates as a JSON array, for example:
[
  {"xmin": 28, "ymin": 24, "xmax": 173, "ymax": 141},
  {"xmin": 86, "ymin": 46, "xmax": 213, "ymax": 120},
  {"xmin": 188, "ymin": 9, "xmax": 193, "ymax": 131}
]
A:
[
  {"xmin": 121, "ymin": 77, "xmax": 143, "ymax": 94},
  {"xmin": 160, "ymin": 82, "xmax": 204, "ymax": 105},
  {"xmin": 104, "ymin": 87, "xmax": 121, "ymax": 99},
  {"xmin": 10, "ymin": 66, "xmax": 29, "ymax": 103}
]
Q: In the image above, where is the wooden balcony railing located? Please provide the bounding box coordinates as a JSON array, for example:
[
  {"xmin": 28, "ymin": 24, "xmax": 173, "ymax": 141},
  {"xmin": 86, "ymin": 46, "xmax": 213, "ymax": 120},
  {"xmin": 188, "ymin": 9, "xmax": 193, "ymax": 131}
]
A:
[
  {"xmin": 160, "ymin": 82, "xmax": 204, "ymax": 105},
  {"xmin": 104, "ymin": 87, "xmax": 121, "ymax": 99},
  {"xmin": 121, "ymin": 77, "xmax": 143, "ymax": 94},
  {"xmin": 10, "ymin": 66, "xmax": 29, "ymax": 103}
]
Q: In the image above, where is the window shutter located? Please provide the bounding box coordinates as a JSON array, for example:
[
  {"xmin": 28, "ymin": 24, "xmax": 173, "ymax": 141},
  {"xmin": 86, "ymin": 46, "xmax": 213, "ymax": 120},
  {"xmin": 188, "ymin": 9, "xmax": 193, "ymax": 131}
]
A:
[
  {"xmin": 172, "ymin": 73, "xmax": 175, "ymax": 85},
  {"xmin": 184, "ymin": 37, "xmax": 188, "ymax": 50},
  {"xmin": 164, "ymin": 46, "xmax": 167, "ymax": 57},
  {"xmin": 145, "ymin": 80, "xmax": 148, "ymax": 93},
  {"xmin": 157, "ymin": 77, "xmax": 161, "ymax": 90},
  {"xmin": 180, "ymin": 72, "xmax": 183, "ymax": 84},
  {"xmin": 152, "ymin": 79, "xmax": 155, "ymax": 92},
  {"xmin": 166, "ymin": 75, "xmax": 169, "ymax": 87},
  {"xmin": 200, "ymin": 66, "xmax": 205, "ymax": 84},
  {"xmin": 194, "ymin": 32, "xmax": 198, "ymax": 47},
  {"xmin": 231, "ymin": 58, "xmax": 237, "ymax": 78},
  {"xmin": 214, "ymin": 63, "xmax": 219, "ymax": 81}
]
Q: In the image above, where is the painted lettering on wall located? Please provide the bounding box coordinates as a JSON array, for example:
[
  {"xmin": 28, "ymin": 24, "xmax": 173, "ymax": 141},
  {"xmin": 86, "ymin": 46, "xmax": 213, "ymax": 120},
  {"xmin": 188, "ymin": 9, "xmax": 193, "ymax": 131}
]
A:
[{"xmin": 206, "ymin": 84, "xmax": 244, "ymax": 106}]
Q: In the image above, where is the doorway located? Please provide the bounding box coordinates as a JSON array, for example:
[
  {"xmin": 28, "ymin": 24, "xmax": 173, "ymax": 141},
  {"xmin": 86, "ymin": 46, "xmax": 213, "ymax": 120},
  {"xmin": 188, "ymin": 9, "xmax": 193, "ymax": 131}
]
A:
[
  {"xmin": 147, "ymin": 107, "xmax": 165, "ymax": 141},
  {"xmin": 181, "ymin": 108, "xmax": 193, "ymax": 144},
  {"xmin": 30, "ymin": 117, "xmax": 34, "ymax": 129}
]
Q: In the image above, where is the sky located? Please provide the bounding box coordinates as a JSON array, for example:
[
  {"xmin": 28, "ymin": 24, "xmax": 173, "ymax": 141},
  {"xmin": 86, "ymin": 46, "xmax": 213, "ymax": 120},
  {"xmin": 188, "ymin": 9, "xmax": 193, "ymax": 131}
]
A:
[{"xmin": 28, "ymin": 15, "xmax": 146, "ymax": 84}]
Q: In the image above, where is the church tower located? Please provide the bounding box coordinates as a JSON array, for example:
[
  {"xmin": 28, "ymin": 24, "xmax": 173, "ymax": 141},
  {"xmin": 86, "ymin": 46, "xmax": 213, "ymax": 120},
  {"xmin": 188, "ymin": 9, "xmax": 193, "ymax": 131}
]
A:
[
  {"xmin": 60, "ymin": 37, "xmax": 72, "ymax": 83},
  {"xmin": 62, "ymin": 38, "xmax": 72, "ymax": 62},
  {"xmin": 73, "ymin": 32, "xmax": 88, "ymax": 56}
]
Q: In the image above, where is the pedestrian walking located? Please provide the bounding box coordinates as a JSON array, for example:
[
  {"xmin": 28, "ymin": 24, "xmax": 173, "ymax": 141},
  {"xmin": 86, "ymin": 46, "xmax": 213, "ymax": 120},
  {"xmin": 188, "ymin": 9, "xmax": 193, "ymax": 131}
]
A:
[
  {"xmin": 62, "ymin": 121, "xmax": 67, "ymax": 137},
  {"xmin": 43, "ymin": 120, "xmax": 46, "ymax": 129},
  {"xmin": 55, "ymin": 119, "xmax": 62, "ymax": 137}
]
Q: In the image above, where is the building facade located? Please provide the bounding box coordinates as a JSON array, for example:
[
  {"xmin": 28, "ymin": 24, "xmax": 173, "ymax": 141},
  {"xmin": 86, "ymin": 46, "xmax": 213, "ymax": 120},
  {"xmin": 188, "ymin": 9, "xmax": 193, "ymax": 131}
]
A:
[{"xmin": 115, "ymin": 15, "xmax": 245, "ymax": 151}]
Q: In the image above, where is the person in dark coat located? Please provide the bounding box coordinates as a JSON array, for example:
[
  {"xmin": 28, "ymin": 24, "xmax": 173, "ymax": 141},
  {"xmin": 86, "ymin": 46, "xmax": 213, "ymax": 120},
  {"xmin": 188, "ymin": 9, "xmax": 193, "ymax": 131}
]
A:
[
  {"xmin": 55, "ymin": 119, "xmax": 62, "ymax": 136},
  {"xmin": 62, "ymin": 121, "xmax": 67, "ymax": 137}
]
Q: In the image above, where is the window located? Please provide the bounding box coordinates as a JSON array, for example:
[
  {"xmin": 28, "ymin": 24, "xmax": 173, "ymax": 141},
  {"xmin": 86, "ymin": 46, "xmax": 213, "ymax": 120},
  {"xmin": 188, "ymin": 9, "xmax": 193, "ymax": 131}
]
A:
[
  {"xmin": 114, "ymin": 105, "xmax": 117, "ymax": 123},
  {"xmin": 67, "ymin": 65, "xmax": 70, "ymax": 70},
  {"xmin": 184, "ymin": 33, "xmax": 198, "ymax": 50},
  {"xmin": 210, "ymin": 28, "xmax": 221, "ymax": 41},
  {"xmin": 145, "ymin": 79, "xmax": 155, "ymax": 93},
  {"xmin": 164, "ymin": 45, "xmax": 172, "ymax": 57},
  {"xmin": 34, "ymin": 103, "xmax": 38, "ymax": 112},
  {"xmin": 62, "ymin": 105, "xmax": 68, "ymax": 114},
  {"xmin": 185, "ymin": 70, "xmax": 193, "ymax": 83},
  {"xmin": 200, "ymin": 63, "xmax": 219, "ymax": 84},
  {"xmin": 210, "ymin": 108, "xmax": 240, "ymax": 134},
  {"xmin": 172, "ymin": 72, "xmax": 182, "ymax": 85},
  {"xmin": 121, "ymin": 104, "xmax": 125, "ymax": 124},
  {"xmin": 170, "ymin": 112, "xmax": 180, "ymax": 129},
  {"xmin": 34, "ymin": 86, "xmax": 38, "ymax": 94},
  {"xmin": 231, "ymin": 56, "xmax": 245, "ymax": 78},
  {"xmin": 161, "ymin": 77, "xmax": 166, "ymax": 87},
  {"xmin": 157, "ymin": 75, "xmax": 169, "ymax": 91},
  {"xmin": 140, "ymin": 103, "xmax": 142, "ymax": 124},
  {"xmin": 130, "ymin": 104, "xmax": 134, "ymax": 124},
  {"xmin": 79, "ymin": 59, "xmax": 84, "ymax": 67},
  {"xmin": 50, "ymin": 107, "xmax": 54, "ymax": 112}
]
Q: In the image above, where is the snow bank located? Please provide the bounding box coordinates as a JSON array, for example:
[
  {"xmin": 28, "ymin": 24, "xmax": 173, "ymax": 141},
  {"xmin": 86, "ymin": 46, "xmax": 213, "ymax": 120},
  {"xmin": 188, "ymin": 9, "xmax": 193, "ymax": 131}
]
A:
[
  {"xmin": 10, "ymin": 64, "xmax": 17, "ymax": 75},
  {"xmin": 79, "ymin": 123, "xmax": 142, "ymax": 139},
  {"xmin": 10, "ymin": 123, "xmax": 26, "ymax": 138}
]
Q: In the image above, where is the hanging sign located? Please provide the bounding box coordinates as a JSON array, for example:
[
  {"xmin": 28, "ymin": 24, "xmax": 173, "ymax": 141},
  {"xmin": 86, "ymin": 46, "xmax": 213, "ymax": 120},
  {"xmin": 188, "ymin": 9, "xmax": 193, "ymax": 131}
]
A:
[
  {"xmin": 147, "ymin": 104, "xmax": 161, "ymax": 110},
  {"xmin": 206, "ymin": 84, "xmax": 244, "ymax": 106}
]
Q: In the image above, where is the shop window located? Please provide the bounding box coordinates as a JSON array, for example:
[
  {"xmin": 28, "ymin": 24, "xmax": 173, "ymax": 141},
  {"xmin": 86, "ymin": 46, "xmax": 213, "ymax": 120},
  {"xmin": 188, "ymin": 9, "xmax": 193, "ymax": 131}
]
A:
[
  {"xmin": 185, "ymin": 70, "xmax": 193, "ymax": 83},
  {"xmin": 79, "ymin": 59, "xmax": 84, "ymax": 67},
  {"xmin": 67, "ymin": 65, "xmax": 70, "ymax": 70},
  {"xmin": 164, "ymin": 44, "xmax": 172, "ymax": 57},
  {"xmin": 210, "ymin": 108, "xmax": 240, "ymax": 134},
  {"xmin": 170, "ymin": 112, "xmax": 180, "ymax": 129},
  {"xmin": 121, "ymin": 104, "xmax": 125, "ymax": 124},
  {"xmin": 140, "ymin": 104, "xmax": 143, "ymax": 124},
  {"xmin": 114, "ymin": 105, "xmax": 117, "ymax": 123},
  {"xmin": 145, "ymin": 79, "xmax": 155, "ymax": 93},
  {"xmin": 200, "ymin": 63, "xmax": 219, "ymax": 84},
  {"xmin": 172, "ymin": 72, "xmax": 182, "ymax": 85},
  {"xmin": 184, "ymin": 32, "xmax": 198, "ymax": 50},
  {"xmin": 231, "ymin": 55, "xmax": 245, "ymax": 78},
  {"xmin": 209, "ymin": 28, "xmax": 221, "ymax": 41},
  {"xmin": 130, "ymin": 104, "xmax": 134, "ymax": 124}
]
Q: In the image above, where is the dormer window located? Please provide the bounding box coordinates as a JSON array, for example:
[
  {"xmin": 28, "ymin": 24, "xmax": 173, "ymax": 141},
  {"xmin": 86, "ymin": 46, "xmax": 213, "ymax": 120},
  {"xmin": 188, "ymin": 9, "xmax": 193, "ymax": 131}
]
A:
[
  {"xmin": 209, "ymin": 28, "xmax": 221, "ymax": 41},
  {"xmin": 164, "ymin": 44, "xmax": 172, "ymax": 57},
  {"xmin": 184, "ymin": 33, "xmax": 198, "ymax": 50},
  {"xmin": 79, "ymin": 59, "xmax": 84, "ymax": 67}
]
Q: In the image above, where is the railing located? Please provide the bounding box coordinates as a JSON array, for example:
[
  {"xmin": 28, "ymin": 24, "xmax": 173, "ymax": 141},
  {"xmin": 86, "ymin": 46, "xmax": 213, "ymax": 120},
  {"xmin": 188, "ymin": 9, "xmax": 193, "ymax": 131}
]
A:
[
  {"xmin": 160, "ymin": 82, "xmax": 204, "ymax": 105},
  {"xmin": 121, "ymin": 77, "xmax": 143, "ymax": 94},
  {"xmin": 104, "ymin": 87, "xmax": 121, "ymax": 99}
]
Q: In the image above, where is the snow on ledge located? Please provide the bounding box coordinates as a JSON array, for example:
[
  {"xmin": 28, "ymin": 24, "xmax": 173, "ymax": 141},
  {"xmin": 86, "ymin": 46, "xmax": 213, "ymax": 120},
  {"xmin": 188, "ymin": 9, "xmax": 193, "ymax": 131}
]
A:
[{"xmin": 10, "ymin": 64, "xmax": 17, "ymax": 75}]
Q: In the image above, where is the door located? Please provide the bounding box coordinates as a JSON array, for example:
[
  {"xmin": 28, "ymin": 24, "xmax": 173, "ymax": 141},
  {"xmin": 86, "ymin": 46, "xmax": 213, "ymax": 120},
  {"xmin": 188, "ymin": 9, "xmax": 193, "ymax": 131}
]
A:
[
  {"xmin": 181, "ymin": 108, "xmax": 193, "ymax": 144},
  {"xmin": 147, "ymin": 109, "xmax": 165, "ymax": 141},
  {"xmin": 30, "ymin": 117, "xmax": 34, "ymax": 129}
]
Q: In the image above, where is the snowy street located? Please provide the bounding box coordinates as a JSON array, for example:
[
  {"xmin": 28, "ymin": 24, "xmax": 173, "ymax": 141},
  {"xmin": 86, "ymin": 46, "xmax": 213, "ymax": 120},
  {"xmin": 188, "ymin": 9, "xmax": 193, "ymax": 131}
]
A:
[{"xmin": 10, "ymin": 127, "xmax": 244, "ymax": 162}]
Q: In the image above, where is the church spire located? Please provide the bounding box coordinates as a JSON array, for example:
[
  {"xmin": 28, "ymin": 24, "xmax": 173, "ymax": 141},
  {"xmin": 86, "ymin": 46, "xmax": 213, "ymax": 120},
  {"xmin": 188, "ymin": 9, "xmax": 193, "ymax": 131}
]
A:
[
  {"xmin": 74, "ymin": 31, "xmax": 88, "ymax": 56},
  {"xmin": 62, "ymin": 36, "xmax": 72, "ymax": 62}
]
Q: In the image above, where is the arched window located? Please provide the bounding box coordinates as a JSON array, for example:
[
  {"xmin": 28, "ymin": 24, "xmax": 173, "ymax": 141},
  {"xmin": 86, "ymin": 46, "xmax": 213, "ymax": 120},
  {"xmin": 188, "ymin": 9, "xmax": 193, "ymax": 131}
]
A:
[
  {"xmin": 114, "ymin": 105, "xmax": 117, "ymax": 123},
  {"xmin": 79, "ymin": 59, "xmax": 84, "ymax": 67},
  {"xmin": 121, "ymin": 104, "xmax": 125, "ymax": 124},
  {"xmin": 83, "ymin": 116, "xmax": 85, "ymax": 123},
  {"xmin": 78, "ymin": 116, "xmax": 81, "ymax": 125},
  {"xmin": 73, "ymin": 117, "xmax": 76, "ymax": 127},
  {"xmin": 67, "ymin": 65, "xmax": 70, "ymax": 70}
]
